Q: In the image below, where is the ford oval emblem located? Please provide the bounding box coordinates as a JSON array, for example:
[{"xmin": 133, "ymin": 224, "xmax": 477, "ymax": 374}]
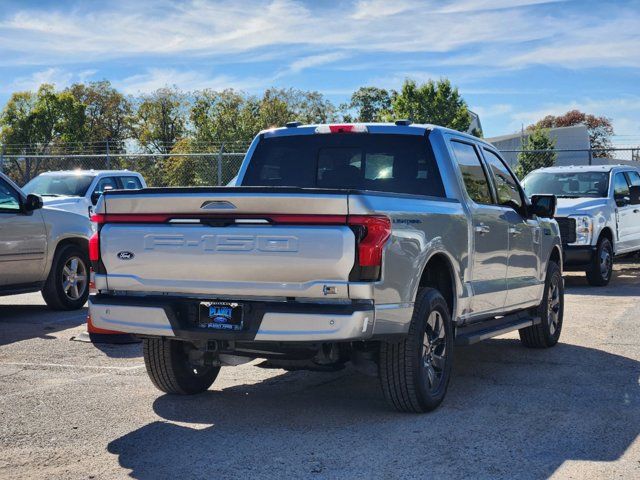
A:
[{"xmin": 117, "ymin": 251, "xmax": 135, "ymax": 260}]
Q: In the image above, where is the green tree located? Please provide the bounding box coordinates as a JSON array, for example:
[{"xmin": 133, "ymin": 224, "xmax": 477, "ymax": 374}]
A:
[
  {"xmin": 67, "ymin": 80, "xmax": 132, "ymax": 152},
  {"xmin": 343, "ymin": 86, "xmax": 391, "ymax": 122},
  {"xmin": 191, "ymin": 89, "xmax": 257, "ymax": 147},
  {"xmin": 390, "ymin": 78, "xmax": 471, "ymax": 131},
  {"xmin": 515, "ymin": 127, "xmax": 557, "ymax": 179},
  {"xmin": 133, "ymin": 87, "xmax": 188, "ymax": 154},
  {"xmin": 0, "ymin": 84, "xmax": 86, "ymax": 183},
  {"xmin": 529, "ymin": 109, "xmax": 614, "ymax": 155}
]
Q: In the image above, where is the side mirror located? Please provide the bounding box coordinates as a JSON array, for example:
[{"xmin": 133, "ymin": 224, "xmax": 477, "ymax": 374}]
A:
[
  {"xmin": 615, "ymin": 194, "xmax": 630, "ymax": 207},
  {"xmin": 629, "ymin": 185, "xmax": 640, "ymax": 205},
  {"xmin": 530, "ymin": 194, "xmax": 556, "ymax": 219},
  {"xmin": 24, "ymin": 193, "xmax": 43, "ymax": 212},
  {"xmin": 90, "ymin": 191, "xmax": 101, "ymax": 205}
]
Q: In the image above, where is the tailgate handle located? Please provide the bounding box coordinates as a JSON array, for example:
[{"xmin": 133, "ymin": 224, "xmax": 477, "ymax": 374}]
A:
[{"xmin": 201, "ymin": 200, "xmax": 236, "ymax": 210}]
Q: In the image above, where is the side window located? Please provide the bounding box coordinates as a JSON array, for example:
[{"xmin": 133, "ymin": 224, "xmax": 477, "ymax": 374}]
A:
[
  {"xmin": 450, "ymin": 141, "xmax": 492, "ymax": 205},
  {"xmin": 0, "ymin": 179, "xmax": 21, "ymax": 212},
  {"xmin": 613, "ymin": 172, "xmax": 630, "ymax": 198},
  {"xmin": 118, "ymin": 176, "xmax": 143, "ymax": 190},
  {"xmin": 94, "ymin": 177, "xmax": 118, "ymax": 196},
  {"xmin": 625, "ymin": 171, "xmax": 640, "ymax": 187},
  {"xmin": 483, "ymin": 149, "xmax": 523, "ymax": 209}
]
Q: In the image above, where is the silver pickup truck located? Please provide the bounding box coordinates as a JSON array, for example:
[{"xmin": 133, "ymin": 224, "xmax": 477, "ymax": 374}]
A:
[{"xmin": 89, "ymin": 122, "xmax": 563, "ymax": 412}]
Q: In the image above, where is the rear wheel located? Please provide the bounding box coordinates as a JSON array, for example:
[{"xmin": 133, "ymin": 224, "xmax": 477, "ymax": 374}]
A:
[
  {"xmin": 586, "ymin": 237, "xmax": 613, "ymax": 286},
  {"xmin": 379, "ymin": 288, "xmax": 453, "ymax": 413},
  {"xmin": 143, "ymin": 338, "xmax": 220, "ymax": 395},
  {"xmin": 41, "ymin": 243, "xmax": 90, "ymax": 311},
  {"xmin": 519, "ymin": 260, "xmax": 564, "ymax": 348}
]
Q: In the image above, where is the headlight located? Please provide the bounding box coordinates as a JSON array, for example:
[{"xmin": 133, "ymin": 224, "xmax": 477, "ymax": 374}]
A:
[{"xmin": 569, "ymin": 215, "xmax": 592, "ymax": 245}]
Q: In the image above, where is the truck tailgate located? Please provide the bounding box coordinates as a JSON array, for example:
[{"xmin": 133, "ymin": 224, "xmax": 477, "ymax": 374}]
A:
[{"xmin": 96, "ymin": 189, "xmax": 356, "ymax": 299}]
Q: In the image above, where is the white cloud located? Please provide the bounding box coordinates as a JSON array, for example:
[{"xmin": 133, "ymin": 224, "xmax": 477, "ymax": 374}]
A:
[
  {"xmin": 0, "ymin": 0, "xmax": 637, "ymax": 70},
  {"xmin": 6, "ymin": 67, "xmax": 74, "ymax": 92},
  {"xmin": 286, "ymin": 53, "xmax": 349, "ymax": 74},
  {"xmin": 116, "ymin": 68, "xmax": 244, "ymax": 94}
]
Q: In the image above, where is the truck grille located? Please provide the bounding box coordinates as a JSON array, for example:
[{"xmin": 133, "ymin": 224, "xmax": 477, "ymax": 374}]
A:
[{"xmin": 555, "ymin": 217, "xmax": 576, "ymax": 244}]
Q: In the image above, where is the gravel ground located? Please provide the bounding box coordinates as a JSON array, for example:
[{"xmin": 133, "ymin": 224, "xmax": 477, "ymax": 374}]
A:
[{"xmin": 0, "ymin": 265, "xmax": 639, "ymax": 479}]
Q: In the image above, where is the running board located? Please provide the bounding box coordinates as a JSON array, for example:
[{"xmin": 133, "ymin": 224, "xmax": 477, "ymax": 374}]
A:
[{"xmin": 455, "ymin": 312, "xmax": 541, "ymax": 346}]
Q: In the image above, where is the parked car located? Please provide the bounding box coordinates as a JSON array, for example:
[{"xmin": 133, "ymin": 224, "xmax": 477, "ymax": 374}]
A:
[
  {"xmin": 522, "ymin": 165, "xmax": 640, "ymax": 286},
  {"xmin": 22, "ymin": 170, "xmax": 146, "ymax": 217},
  {"xmin": 0, "ymin": 172, "xmax": 92, "ymax": 310},
  {"xmin": 89, "ymin": 122, "xmax": 562, "ymax": 413}
]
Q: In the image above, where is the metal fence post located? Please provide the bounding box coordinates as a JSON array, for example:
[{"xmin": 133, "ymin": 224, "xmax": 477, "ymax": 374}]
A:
[
  {"xmin": 0, "ymin": 144, "xmax": 4, "ymax": 173},
  {"xmin": 106, "ymin": 139, "xmax": 111, "ymax": 170},
  {"xmin": 588, "ymin": 149, "xmax": 593, "ymax": 166},
  {"xmin": 217, "ymin": 143, "xmax": 225, "ymax": 186}
]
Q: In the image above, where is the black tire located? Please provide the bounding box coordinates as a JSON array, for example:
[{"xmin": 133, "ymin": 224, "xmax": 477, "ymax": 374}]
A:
[
  {"xmin": 379, "ymin": 288, "xmax": 454, "ymax": 413},
  {"xmin": 519, "ymin": 260, "xmax": 564, "ymax": 348},
  {"xmin": 586, "ymin": 237, "xmax": 613, "ymax": 286},
  {"xmin": 41, "ymin": 243, "xmax": 90, "ymax": 311},
  {"xmin": 143, "ymin": 338, "xmax": 220, "ymax": 395}
]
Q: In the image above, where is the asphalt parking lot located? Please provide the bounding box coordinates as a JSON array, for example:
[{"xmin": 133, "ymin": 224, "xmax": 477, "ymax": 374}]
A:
[{"xmin": 1, "ymin": 266, "xmax": 639, "ymax": 480}]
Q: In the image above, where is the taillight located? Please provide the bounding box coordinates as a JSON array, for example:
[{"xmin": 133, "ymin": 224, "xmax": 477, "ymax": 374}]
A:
[
  {"xmin": 349, "ymin": 215, "xmax": 391, "ymax": 266},
  {"xmin": 348, "ymin": 215, "xmax": 391, "ymax": 281},
  {"xmin": 89, "ymin": 231, "xmax": 100, "ymax": 262}
]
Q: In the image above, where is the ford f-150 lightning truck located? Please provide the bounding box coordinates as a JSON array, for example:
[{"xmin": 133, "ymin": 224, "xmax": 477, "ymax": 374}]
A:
[{"xmin": 89, "ymin": 122, "xmax": 563, "ymax": 412}]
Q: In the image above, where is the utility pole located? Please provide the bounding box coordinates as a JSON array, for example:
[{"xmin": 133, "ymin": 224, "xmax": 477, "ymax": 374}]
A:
[
  {"xmin": 217, "ymin": 143, "xmax": 225, "ymax": 186},
  {"xmin": 106, "ymin": 139, "xmax": 111, "ymax": 169}
]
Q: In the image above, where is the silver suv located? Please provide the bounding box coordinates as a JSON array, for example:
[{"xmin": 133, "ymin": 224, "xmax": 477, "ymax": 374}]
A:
[
  {"xmin": 89, "ymin": 122, "xmax": 563, "ymax": 412},
  {"xmin": 0, "ymin": 173, "xmax": 92, "ymax": 309}
]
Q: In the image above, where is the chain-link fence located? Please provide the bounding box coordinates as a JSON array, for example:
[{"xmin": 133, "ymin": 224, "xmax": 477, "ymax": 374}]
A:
[
  {"xmin": 500, "ymin": 148, "xmax": 640, "ymax": 170},
  {"xmin": 0, "ymin": 147, "xmax": 247, "ymax": 187},
  {"xmin": 1, "ymin": 143, "xmax": 638, "ymax": 188}
]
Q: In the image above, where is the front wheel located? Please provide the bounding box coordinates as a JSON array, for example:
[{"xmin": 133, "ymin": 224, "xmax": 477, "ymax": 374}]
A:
[
  {"xmin": 143, "ymin": 338, "xmax": 220, "ymax": 395},
  {"xmin": 41, "ymin": 243, "xmax": 90, "ymax": 311},
  {"xmin": 519, "ymin": 260, "xmax": 564, "ymax": 348},
  {"xmin": 379, "ymin": 288, "xmax": 454, "ymax": 413},
  {"xmin": 586, "ymin": 237, "xmax": 613, "ymax": 286}
]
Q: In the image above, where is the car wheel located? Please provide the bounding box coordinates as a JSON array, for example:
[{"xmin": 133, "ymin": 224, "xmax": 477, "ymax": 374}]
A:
[
  {"xmin": 41, "ymin": 243, "xmax": 90, "ymax": 311},
  {"xmin": 143, "ymin": 338, "xmax": 220, "ymax": 395},
  {"xmin": 586, "ymin": 237, "xmax": 613, "ymax": 286},
  {"xmin": 379, "ymin": 288, "xmax": 454, "ymax": 413},
  {"xmin": 519, "ymin": 260, "xmax": 564, "ymax": 348}
]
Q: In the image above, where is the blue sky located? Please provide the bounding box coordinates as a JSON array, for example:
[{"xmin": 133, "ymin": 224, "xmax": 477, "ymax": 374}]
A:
[{"xmin": 0, "ymin": 0, "xmax": 639, "ymax": 145}]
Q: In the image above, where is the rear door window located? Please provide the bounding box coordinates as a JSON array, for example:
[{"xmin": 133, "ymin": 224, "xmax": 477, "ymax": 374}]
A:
[
  {"xmin": 450, "ymin": 141, "xmax": 492, "ymax": 205},
  {"xmin": 242, "ymin": 133, "xmax": 445, "ymax": 197},
  {"xmin": 625, "ymin": 170, "xmax": 640, "ymax": 187}
]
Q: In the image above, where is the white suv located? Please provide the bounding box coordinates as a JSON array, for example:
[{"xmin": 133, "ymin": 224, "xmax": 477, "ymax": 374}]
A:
[{"xmin": 23, "ymin": 170, "xmax": 146, "ymax": 217}]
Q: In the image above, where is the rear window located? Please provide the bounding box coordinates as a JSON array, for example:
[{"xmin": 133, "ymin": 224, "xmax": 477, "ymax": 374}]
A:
[{"xmin": 241, "ymin": 133, "xmax": 445, "ymax": 197}]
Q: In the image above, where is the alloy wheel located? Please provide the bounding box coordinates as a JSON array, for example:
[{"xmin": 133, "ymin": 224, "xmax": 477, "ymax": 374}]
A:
[
  {"xmin": 422, "ymin": 310, "xmax": 447, "ymax": 392},
  {"xmin": 62, "ymin": 256, "xmax": 88, "ymax": 301}
]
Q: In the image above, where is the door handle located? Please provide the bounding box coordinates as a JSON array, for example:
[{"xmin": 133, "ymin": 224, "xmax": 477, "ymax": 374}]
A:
[
  {"xmin": 474, "ymin": 223, "xmax": 490, "ymax": 234},
  {"xmin": 508, "ymin": 227, "xmax": 521, "ymax": 236}
]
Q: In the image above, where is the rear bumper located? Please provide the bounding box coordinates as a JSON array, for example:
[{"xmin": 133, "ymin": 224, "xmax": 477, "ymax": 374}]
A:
[
  {"xmin": 562, "ymin": 245, "xmax": 596, "ymax": 270},
  {"xmin": 89, "ymin": 294, "xmax": 383, "ymax": 342}
]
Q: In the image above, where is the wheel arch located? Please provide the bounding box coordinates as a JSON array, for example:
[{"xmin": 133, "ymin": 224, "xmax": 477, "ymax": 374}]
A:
[
  {"xmin": 43, "ymin": 236, "xmax": 89, "ymax": 279},
  {"xmin": 598, "ymin": 226, "xmax": 614, "ymax": 251},
  {"xmin": 416, "ymin": 252, "xmax": 457, "ymax": 320}
]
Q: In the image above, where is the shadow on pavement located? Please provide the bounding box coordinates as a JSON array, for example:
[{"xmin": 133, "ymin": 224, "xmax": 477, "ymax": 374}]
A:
[
  {"xmin": 0, "ymin": 304, "xmax": 87, "ymax": 347},
  {"xmin": 564, "ymin": 261, "xmax": 640, "ymax": 295},
  {"xmin": 107, "ymin": 339, "xmax": 640, "ymax": 479}
]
